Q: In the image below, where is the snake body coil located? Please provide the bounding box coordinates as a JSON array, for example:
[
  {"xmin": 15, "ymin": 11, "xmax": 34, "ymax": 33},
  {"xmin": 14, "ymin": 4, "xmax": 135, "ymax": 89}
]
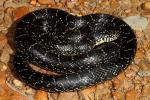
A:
[{"xmin": 13, "ymin": 8, "xmax": 137, "ymax": 92}]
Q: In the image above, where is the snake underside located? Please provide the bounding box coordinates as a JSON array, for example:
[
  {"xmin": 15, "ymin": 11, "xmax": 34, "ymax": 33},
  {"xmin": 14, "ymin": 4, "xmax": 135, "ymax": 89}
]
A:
[{"xmin": 12, "ymin": 8, "xmax": 137, "ymax": 92}]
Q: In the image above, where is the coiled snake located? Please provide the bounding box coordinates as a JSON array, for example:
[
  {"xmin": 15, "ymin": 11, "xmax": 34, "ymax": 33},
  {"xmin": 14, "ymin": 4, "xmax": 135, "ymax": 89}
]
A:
[{"xmin": 13, "ymin": 8, "xmax": 137, "ymax": 92}]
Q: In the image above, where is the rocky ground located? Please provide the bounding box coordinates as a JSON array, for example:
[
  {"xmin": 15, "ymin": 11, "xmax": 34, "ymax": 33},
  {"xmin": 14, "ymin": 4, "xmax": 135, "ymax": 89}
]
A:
[{"xmin": 0, "ymin": 0, "xmax": 150, "ymax": 100}]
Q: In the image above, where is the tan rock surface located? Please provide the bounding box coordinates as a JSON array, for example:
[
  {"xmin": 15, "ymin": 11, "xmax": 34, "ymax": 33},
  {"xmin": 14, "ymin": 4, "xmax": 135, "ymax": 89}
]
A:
[
  {"xmin": 0, "ymin": 33, "xmax": 7, "ymax": 50},
  {"xmin": 14, "ymin": 6, "xmax": 29, "ymax": 20}
]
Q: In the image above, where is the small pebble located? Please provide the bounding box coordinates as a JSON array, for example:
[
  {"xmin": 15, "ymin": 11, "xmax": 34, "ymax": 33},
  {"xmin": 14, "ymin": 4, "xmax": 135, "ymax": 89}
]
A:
[
  {"xmin": 0, "ymin": 50, "xmax": 10, "ymax": 64},
  {"xmin": 34, "ymin": 90, "xmax": 48, "ymax": 100},
  {"xmin": 36, "ymin": 2, "xmax": 41, "ymax": 7},
  {"xmin": 125, "ymin": 90, "xmax": 138, "ymax": 100},
  {"xmin": 123, "ymin": 15, "xmax": 148, "ymax": 31},
  {"xmin": 136, "ymin": 48, "xmax": 145, "ymax": 60},
  {"xmin": 142, "ymin": 83, "xmax": 150, "ymax": 95},
  {"xmin": 124, "ymin": 9, "xmax": 131, "ymax": 14},
  {"xmin": 137, "ymin": 61, "xmax": 150, "ymax": 77},
  {"xmin": 48, "ymin": 93, "xmax": 59, "ymax": 100},
  {"xmin": 141, "ymin": 2, "xmax": 150, "ymax": 11},
  {"xmin": 25, "ymin": 88, "xmax": 35, "ymax": 95},
  {"xmin": 0, "ymin": 34, "xmax": 7, "ymax": 50},
  {"xmin": 0, "ymin": 7, "xmax": 4, "ymax": 19},
  {"xmin": 138, "ymin": 70, "xmax": 150, "ymax": 77},
  {"xmin": 3, "ymin": 14, "xmax": 12, "ymax": 27},
  {"xmin": 4, "ymin": 0, "xmax": 28, "ymax": 8},
  {"xmin": 89, "ymin": 2, "xmax": 97, "ymax": 8},
  {"xmin": 79, "ymin": 86, "xmax": 95, "ymax": 100},
  {"xmin": 0, "ymin": 62, "xmax": 7, "ymax": 71},
  {"xmin": 30, "ymin": 0, "xmax": 37, "ymax": 5},
  {"xmin": 5, "ymin": 7, "xmax": 15, "ymax": 17},
  {"xmin": 55, "ymin": 0, "xmax": 60, "ymax": 3},
  {"xmin": 14, "ymin": 6, "xmax": 29, "ymax": 20},
  {"xmin": 125, "ymin": 69, "xmax": 136, "ymax": 78},
  {"xmin": 112, "ymin": 91, "xmax": 124, "ymax": 100},
  {"xmin": 121, "ymin": 79, "xmax": 134, "ymax": 91},
  {"xmin": 58, "ymin": 92, "xmax": 79, "ymax": 100},
  {"xmin": 138, "ymin": 60, "xmax": 150, "ymax": 70},
  {"xmin": 146, "ymin": 50, "xmax": 150, "ymax": 61},
  {"xmin": 38, "ymin": 0, "xmax": 55, "ymax": 5},
  {"xmin": 0, "ymin": 0, "xmax": 5, "ymax": 6},
  {"xmin": 67, "ymin": 1, "xmax": 74, "ymax": 9},
  {"xmin": 142, "ymin": 11, "xmax": 150, "ymax": 18},
  {"xmin": 3, "ymin": 44, "xmax": 14, "ymax": 54},
  {"xmin": 13, "ymin": 79, "xmax": 23, "ymax": 88}
]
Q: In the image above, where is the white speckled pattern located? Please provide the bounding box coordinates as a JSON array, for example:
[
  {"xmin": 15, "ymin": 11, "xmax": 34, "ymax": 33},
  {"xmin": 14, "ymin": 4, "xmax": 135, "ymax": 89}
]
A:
[{"xmin": 13, "ymin": 8, "xmax": 137, "ymax": 92}]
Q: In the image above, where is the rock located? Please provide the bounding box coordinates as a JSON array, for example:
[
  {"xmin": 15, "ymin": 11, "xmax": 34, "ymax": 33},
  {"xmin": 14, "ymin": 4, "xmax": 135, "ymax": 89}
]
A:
[
  {"xmin": 34, "ymin": 90, "xmax": 48, "ymax": 100},
  {"xmin": 58, "ymin": 92, "xmax": 78, "ymax": 100},
  {"xmin": 113, "ymin": 72, "xmax": 126, "ymax": 89},
  {"xmin": 89, "ymin": 1, "xmax": 97, "ymax": 8},
  {"xmin": 141, "ymin": 2, "xmax": 150, "ymax": 11},
  {"xmin": 67, "ymin": 1, "xmax": 74, "ymax": 9},
  {"xmin": 0, "ymin": 71, "xmax": 29, "ymax": 100},
  {"xmin": 138, "ymin": 60, "xmax": 150, "ymax": 71},
  {"xmin": 121, "ymin": 79, "xmax": 134, "ymax": 91},
  {"xmin": 110, "ymin": 0, "xmax": 119, "ymax": 10},
  {"xmin": 13, "ymin": 79, "xmax": 23, "ymax": 88},
  {"xmin": 84, "ymin": 1, "xmax": 97, "ymax": 8},
  {"xmin": 134, "ymin": 75, "xmax": 143, "ymax": 84},
  {"xmin": 0, "ymin": 34, "xmax": 7, "ymax": 50},
  {"xmin": 3, "ymin": 7, "xmax": 15, "ymax": 28},
  {"xmin": 136, "ymin": 31, "xmax": 145, "ymax": 39},
  {"xmin": 135, "ymin": 48, "xmax": 145, "ymax": 60},
  {"xmin": 25, "ymin": 88, "xmax": 35, "ymax": 95},
  {"xmin": 4, "ymin": 0, "xmax": 29, "ymax": 8},
  {"xmin": 145, "ymin": 49, "xmax": 150, "ymax": 61},
  {"xmin": 5, "ymin": 7, "xmax": 15, "ymax": 17},
  {"xmin": 7, "ymin": 90, "xmax": 29, "ymax": 100},
  {"xmin": 125, "ymin": 68, "xmax": 136, "ymax": 79},
  {"xmin": 55, "ymin": 0, "xmax": 60, "ymax": 3},
  {"xmin": 3, "ymin": 44, "xmax": 14, "ymax": 54},
  {"xmin": 0, "ymin": 69, "xmax": 7, "ymax": 85},
  {"xmin": 30, "ymin": 0, "xmax": 37, "ymax": 5},
  {"xmin": 0, "ymin": 61, "xmax": 7, "ymax": 71},
  {"xmin": 14, "ymin": 6, "xmax": 29, "ymax": 20},
  {"xmin": 48, "ymin": 93, "xmax": 59, "ymax": 100},
  {"xmin": 3, "ymin": 14, "xmax": 12, "ymax": 27},
  {"xmin": 79, "ymin": 86, "xmax": 96, "ymax": 100},
  {"xmin": 0, "ymin": 7, "xmax": 4, "ymax": 20},
  {"xmin": 119, "ymin": 0, "xmax": 132, "ymax": 9},
  {"xmin": 38, "ymin": 0, "xmax": 55, "ymax": 5},
  {"xmin": 125, "ymin": 90, "xmax": 138, "ymax": 100},
  {"xmin": 55, "ymin": 3, "xmax": 63, "ymax": 8},
  {"xmin": 95, "ymin": 83, "xmax": 112, "ymax": 99},
  {"xmin": 0, "ymin": 44, "xmax": 10, "ymax": 63},
  {"xmin": 0, "ymin": 0, "xmax": 5, "ymax": 6},
  {"xmin": 134, "ymin": 84, "xmax": 143, "ymax": 93},
  {"xmin": 0, "ymin": 72, "xmax": 10, "ymax": 98},
  {"xmin": 124, "ymin": 8, "xmax": 132, "ymax": 14},
  {"xmin": 142, "ymin": 83, "xmax": 150, "ymax": 96},
  {"xmin": 112, "ymin": 91, "xmax": 124, "ymax": 100},
  {"xmin": 137, "ymin": 60, "xmax": 150, "ymax": 77},
  {"xmin": 142, "ymin": 11, "xmax": 150, "ymax": 18},
  {"xmin": 138, "ymin": 70, "xmax": 150, "ymax": 77},
  {"xmin": 12, "ymin": 0, "xmax": 29, "ymax": 4},
  {"xmin": 123, "ymin": 16, "xmax": 148, "ymax": 31}
]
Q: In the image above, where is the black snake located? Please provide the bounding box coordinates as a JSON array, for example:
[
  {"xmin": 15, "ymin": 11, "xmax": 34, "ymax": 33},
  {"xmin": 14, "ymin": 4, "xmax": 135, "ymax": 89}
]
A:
[{"xmin": 13, "ymin": 8, "xmax": 137, "ymax": 92}]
